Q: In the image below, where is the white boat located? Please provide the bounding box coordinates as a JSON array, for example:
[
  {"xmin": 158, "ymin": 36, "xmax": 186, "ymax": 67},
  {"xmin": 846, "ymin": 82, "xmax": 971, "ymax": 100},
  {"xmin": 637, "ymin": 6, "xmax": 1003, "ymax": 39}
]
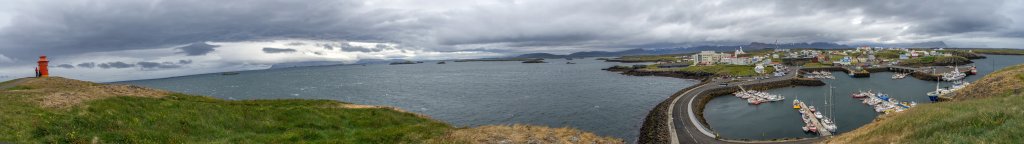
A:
[
  {"xmin": 821, "ymin": 117, "xmax": 837, "ymax": 132},
  {"xmin": 942, "ymin": 66, "xmax": 967, "ymax": 81},
  {"xmin": 814, "ymin": 111, "xmax": 824, "ymax": 119},
  {"xmin": 891, "ymin": 73, "xmax": 908, "ymax": 79}
]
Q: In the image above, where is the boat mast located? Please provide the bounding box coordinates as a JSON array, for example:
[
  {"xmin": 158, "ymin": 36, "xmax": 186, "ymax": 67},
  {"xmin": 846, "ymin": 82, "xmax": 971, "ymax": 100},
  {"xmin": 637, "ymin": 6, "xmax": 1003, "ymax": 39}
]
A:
[
  {"xmin": 829, "ymin": 86, "xmax": 834, "ymax": 121},
  {"xmin": 935, "ymin": 67, "xmax": 940, "ymax": 91}
]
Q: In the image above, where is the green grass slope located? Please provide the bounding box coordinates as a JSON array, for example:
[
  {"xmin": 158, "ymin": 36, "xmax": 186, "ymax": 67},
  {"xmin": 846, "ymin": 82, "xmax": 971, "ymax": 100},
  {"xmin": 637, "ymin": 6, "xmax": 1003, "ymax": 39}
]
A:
[
  {"xmin": 1, "ymin": 88, "xmax": 450, "ymax": 143},
  {"xmin": 0, "ymin": 77, "xmax": 622, "ymax": 143},
  {"xmin": 828, "ymin": 64, "xmax": 1024, "ymax": 143}
]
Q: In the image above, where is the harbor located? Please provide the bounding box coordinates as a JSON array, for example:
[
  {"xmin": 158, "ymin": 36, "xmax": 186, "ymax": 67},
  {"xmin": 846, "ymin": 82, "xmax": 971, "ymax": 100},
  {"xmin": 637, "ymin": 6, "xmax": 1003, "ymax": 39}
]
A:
[{"xmin": 702, "ymin": 55, "xmax": 1024, "ymax": 140}]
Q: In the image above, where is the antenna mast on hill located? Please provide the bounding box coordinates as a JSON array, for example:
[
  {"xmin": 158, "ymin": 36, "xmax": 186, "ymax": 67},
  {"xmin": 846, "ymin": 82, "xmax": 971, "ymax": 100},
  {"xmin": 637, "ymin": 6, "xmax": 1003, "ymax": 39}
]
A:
[{"xmin": 775, "ymin": 40, "xmax": 780, "ymax": 49}]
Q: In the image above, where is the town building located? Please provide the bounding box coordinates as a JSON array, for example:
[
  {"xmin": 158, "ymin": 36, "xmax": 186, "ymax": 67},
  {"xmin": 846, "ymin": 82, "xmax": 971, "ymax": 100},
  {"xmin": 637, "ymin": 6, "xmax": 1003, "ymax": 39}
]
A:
[
  {"xmin": 734, "ymin": 47, "xmax": 746, "ymax": 57},
  {"xmin": 692, "ymin": 51, "xmax": 730, "ymax": 65},
  {"xmin": 721, "ymin": 57, "xmax": 752, "ymax": 65},
  {"xmin": 836, "ymin": 56, "xmax": 852, "ymax": 65}
]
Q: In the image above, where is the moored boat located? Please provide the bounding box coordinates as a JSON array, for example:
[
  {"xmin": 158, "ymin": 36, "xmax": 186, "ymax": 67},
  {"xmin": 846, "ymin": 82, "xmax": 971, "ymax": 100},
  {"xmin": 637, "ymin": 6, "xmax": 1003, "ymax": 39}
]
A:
[{"xmin": 793, "ymin": 99, "xmax": 801, "ymax": 109}]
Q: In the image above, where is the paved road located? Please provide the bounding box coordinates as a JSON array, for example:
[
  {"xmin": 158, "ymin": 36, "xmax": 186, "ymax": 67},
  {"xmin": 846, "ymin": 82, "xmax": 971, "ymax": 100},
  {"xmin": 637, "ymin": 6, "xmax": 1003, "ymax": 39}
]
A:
[{"xmin": 668, "ymin": 67, "xmax": 822, "ymax": 144}]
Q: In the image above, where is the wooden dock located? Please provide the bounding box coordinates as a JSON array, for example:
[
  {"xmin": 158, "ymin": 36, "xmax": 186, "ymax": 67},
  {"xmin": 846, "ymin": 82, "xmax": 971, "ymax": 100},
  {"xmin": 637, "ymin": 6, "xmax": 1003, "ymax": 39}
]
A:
[{"xmin": 798, "ymin": 102, "xmax": 832, "ymax": 136}]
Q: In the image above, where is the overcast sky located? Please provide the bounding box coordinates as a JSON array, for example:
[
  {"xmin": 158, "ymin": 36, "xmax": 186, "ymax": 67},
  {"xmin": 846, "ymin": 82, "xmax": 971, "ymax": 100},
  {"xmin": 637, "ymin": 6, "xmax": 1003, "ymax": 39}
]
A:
[{"xmin": 1, "ymin": 0, "xmax": 1023, "ymax": 82}]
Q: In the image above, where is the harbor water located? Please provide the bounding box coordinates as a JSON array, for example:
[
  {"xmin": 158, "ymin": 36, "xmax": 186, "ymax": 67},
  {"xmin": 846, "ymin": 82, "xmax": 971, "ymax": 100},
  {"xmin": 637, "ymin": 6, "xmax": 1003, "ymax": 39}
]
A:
[{"xmin": 702, "ymin": 55, "xmax": 1024, "ymax": 140}]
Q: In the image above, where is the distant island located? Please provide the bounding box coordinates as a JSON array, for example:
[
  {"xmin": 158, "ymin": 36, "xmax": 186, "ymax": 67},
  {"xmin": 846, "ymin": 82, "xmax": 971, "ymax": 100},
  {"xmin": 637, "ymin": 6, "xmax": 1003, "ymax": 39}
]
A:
[
  {"xmin": 389, "ymin": 61, "xmax": 418, "ymax": 65},
  {"xmin": 452, "ymin": 58, "xmax": 543, "ymax": 62}
]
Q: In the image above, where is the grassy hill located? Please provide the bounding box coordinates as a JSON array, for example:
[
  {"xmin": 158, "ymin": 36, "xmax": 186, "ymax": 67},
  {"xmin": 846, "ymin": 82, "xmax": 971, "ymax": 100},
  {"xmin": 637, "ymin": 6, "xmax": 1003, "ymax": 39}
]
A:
[
  {"xmin": 0, "ymin": 77, "xmax": 621, "ymax": 143},
  {"xmin": 827, "ymin": 64, "xmax": 1024, "ymax": 143}
]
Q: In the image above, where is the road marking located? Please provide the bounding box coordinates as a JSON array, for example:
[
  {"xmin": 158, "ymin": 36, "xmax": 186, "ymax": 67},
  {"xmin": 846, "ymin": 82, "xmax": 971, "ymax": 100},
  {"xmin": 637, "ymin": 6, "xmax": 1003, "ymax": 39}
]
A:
[{"xmin": 667, "ymin": 82, "xmax": 706, "ymax": 144}]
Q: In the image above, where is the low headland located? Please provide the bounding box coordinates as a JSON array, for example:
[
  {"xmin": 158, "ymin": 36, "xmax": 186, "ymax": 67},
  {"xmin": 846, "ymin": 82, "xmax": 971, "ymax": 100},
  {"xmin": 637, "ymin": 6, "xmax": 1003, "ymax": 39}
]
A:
[
  {"xmin": 452, "ymin": 58, "xmax": 542, "ymax": 62},
  {"xmin": 0, "ymin": 77, "xmax": 621, "ymax": 143}
]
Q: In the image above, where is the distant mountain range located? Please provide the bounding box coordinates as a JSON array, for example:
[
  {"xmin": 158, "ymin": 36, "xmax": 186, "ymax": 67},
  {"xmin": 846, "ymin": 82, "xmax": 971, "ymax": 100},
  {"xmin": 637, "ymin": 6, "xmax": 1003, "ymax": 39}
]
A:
[
  {"xmin": 268, "ymin": 41, "xmax": 950, "ymax": 68},
  {"xmin": 515, "ymin": 41, "xmax": 949, "ymax": 58}
]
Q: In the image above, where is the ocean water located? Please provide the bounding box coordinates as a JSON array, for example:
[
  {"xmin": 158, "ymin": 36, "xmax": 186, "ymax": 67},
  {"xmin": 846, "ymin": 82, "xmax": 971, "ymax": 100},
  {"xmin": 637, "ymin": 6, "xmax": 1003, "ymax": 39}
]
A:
[
  {"xmin": 702, "ymin": 55, "xmax": 1024, "ymax": 140},
  {"xmin": 119, "ymin": 58, "xmax": 697, "ymax": 142}
]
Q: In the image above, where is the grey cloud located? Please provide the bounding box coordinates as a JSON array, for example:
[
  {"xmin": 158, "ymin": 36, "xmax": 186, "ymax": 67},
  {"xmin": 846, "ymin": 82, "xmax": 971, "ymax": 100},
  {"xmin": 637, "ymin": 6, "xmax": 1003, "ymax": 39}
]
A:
[
  {"xmin": 178, "ymin": 59, "xmax": 193, "ymax": 64},
  {"xmin": 56, "ymin": 64, "xmax": 74, "ymax": 68},
  {"xmin": 0, "ymin": 0, "xmax": 1022, "ymax": 62},
  {"xmin": 0, "ymin": 0, "xmax": 424, "ymax": 60},
  {"xmin": 77, "ymin": 62, "xmax": 95, "ymax": 68},
  {"xmin": 262, "ymin": 47, "xmax": 297, "ymax": 53},
  {"xmin": 177, "ymin": 42, "xmax": 219, "ymax": 56},
  {"xmin": 98, "ymin": 62, "xmax": 136, "ymax": 69},
  {"xmin": 286, "ymin": 42, "xmax": 306, "ymax": 46},
  {"xmin": 137, "ymin": 61, "xmax": 182, "ymax": 69},
  {"xmin": 339, "ymin": 43, "xmax": 386, "ymax": 52}
]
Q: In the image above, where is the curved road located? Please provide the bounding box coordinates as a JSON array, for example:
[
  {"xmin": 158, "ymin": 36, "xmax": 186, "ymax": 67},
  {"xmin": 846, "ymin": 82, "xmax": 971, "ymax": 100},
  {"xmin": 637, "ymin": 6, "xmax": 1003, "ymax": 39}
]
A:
[{"xmin": 667, "ymin": 67, "xmax": 822, "ymax": 144}]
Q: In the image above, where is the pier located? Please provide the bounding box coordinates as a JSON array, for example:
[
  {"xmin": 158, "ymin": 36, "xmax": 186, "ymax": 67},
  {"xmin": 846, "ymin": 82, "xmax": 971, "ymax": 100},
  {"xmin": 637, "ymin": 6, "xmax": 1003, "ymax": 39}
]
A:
[{"xmin": 797, "ymin": 101, "xmax": 832, "ymax": 136}]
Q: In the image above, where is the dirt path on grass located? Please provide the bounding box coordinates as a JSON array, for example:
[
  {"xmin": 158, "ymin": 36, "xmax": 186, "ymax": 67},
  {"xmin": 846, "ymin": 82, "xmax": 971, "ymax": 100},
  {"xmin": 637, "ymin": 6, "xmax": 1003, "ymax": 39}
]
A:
[
  {"xmin": 2, "ymin": 77, "xmax": 171, "ymax": 108},
  {"xmin": 0, "ymin": 78, "xmax": 32, "ymax": 90}
]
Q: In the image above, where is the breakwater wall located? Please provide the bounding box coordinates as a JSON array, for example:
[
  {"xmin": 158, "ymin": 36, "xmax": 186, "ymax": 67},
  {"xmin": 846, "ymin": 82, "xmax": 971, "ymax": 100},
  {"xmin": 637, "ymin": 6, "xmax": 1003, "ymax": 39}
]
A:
[
  {"xmin": 800, "ymin": 67, "xmax": 845, "ymax": 72},
  {"xmin": 638, "ymin": 80, "xmax": 708, "ymax": 144},
  {"xmin": 800, "ymin": 67, "xmax": 872, "ymax": 77},
  {"xmin": 910, "ymin": 72, "xmax": 941, "ymax": 81},
  {"xmin": 620, "ymin": 70, "xmax": 716, "ymax": 80}
]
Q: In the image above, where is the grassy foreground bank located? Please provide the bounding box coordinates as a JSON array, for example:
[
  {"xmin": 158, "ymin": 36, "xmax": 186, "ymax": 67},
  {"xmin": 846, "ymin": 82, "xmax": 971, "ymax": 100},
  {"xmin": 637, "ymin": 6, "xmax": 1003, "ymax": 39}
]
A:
[
  {"xmin": 828, "ymin": 64, "xmax": 1024, "ymax": 143},
  {"xmin": 0, "ymin": 77, "xmax": 621, "ymax": 143}
]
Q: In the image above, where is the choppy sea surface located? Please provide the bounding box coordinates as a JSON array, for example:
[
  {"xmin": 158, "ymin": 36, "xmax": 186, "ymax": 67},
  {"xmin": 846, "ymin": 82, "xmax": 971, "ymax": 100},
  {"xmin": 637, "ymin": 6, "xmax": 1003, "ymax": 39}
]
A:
[{"xmin": 120, "ymin": 58, "xmax": 697, "ymax": 142}]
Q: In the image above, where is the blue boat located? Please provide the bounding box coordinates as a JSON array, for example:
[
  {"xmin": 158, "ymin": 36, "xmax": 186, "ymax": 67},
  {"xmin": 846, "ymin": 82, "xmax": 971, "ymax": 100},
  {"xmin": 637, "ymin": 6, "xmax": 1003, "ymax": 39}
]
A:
[
  {"xmin": 877, "ymin": 93, "xmax": 890, "ymax": 101},
  {"xmin": 928, "ymin": 95, "xmax": 939, "ymax": 102}
]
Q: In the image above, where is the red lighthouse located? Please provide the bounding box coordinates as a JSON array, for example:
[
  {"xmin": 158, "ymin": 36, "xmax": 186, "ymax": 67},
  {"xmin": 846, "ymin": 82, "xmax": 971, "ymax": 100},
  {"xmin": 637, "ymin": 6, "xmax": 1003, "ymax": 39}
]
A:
[{"xmin": 38, "ymin": 55, "xmax": 49, "ymax": 77}]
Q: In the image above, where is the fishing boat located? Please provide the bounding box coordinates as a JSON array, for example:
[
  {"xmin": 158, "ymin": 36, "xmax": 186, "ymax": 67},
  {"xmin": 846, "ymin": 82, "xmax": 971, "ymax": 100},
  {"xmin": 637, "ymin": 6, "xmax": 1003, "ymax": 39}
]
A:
[
  {"xmin": 950, "ymin": 80, "xmax": 971, "ymax": 91},
  {"xmin": 822, "ymin": 86, "xmax": 838, "ymax": 132},
  {"xmin": 927, "ymin": 74, "xmax": 948, "ymax": 102},
  {"xmin": 821, "ymin": 117, "xmax": 837, "ymax": 132},
  {"xmin": 891, "ymin": 72, "xmax": 908, "ymax": 79},
  {"xmin": 793, "ymin": 99, "xmax": 801, "ymax": 109},
  {"xmin": 851, "ymin": 90, "xmax": 870, "ymax": 98},
  {"xmin": 942, "ymin": 66, "xmax": 967, "ymax": 81}
]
